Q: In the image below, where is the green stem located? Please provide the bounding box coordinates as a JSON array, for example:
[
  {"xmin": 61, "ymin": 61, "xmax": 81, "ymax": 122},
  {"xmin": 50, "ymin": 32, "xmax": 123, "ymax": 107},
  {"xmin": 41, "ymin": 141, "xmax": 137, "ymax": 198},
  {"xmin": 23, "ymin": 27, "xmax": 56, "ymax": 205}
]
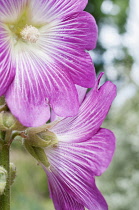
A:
[{"xmin": 0, "ymin": 131, "xmax": 12, "ymax": 210}]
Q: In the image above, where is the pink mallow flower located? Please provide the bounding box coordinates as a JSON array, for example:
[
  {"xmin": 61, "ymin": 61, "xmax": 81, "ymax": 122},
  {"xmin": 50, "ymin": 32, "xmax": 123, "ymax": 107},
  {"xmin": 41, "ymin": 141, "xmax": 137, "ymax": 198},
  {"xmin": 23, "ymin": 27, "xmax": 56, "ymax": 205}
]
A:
[
  {"xmin": 0, "ymin": 0, "xmax": 97, "ymax": 127},
  {"xmin": 40, "ymin": 74, "xmax": 117, "ymax": 210}
]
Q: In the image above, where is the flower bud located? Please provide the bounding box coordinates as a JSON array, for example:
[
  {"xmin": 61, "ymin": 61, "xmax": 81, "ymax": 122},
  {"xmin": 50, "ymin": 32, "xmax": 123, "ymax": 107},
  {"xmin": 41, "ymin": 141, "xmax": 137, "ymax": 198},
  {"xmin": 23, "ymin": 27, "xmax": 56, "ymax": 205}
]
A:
[
  {"xmin": 23, "ymin": 140, "xmax": 50, "ymax": 167},
  {"xmin": 0, "ymin": 111, "xmax": 26, "ymax": 131},
  {"xmin": 23, "ymin": 124, "xmax": 58, "ymax": 168},
  {"xmin": 0, "ymin": 166, "xmax": 7, "ymax": 195},
  {"xmin": 10, "ymin": 163, "xmax": 16, "ymax": 185},
  {"xmin": 26, "ymin": 124, "xmax": 58, "ymax": 148}
]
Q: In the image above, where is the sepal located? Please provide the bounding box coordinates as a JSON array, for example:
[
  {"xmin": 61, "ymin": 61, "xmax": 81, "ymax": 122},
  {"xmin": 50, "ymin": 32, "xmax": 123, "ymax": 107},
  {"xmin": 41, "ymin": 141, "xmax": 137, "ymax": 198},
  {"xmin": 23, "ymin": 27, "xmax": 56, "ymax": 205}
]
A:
[
  {"xmin": 26, "ymin": 124, "xmax": 58, "ymax": 148},
  {"xmin": 23, "ymin": 140, "xmax": 50, "ymax": 168}
]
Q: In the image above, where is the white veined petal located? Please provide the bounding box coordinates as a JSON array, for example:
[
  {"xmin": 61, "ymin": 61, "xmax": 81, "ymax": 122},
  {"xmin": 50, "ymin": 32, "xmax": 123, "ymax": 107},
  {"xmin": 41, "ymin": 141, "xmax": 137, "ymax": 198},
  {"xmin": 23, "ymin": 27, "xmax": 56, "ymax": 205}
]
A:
[{"xmin": 0, "ymin": 0, "xmax": 28, "ymax": 22}]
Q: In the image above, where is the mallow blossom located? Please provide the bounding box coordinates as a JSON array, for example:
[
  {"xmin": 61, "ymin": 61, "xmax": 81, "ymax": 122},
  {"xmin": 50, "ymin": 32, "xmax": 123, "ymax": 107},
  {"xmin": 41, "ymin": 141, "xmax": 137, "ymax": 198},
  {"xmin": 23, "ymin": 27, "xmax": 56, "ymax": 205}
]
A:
[
  {"xmin": 0, "ymin": 0, "xmax": 97, "ymax": 127},
  {"xmin": 26, "ymin": 74, "xmax": 116, "ymax": 210}
]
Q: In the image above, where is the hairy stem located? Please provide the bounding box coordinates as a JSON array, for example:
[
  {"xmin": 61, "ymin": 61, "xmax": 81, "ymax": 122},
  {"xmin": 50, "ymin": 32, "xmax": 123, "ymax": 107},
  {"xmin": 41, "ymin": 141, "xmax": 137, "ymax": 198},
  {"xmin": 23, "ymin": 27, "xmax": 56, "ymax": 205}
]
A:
[{"xmin": 0, "ymin": 131, "xmax": 12, "ymax": 210}]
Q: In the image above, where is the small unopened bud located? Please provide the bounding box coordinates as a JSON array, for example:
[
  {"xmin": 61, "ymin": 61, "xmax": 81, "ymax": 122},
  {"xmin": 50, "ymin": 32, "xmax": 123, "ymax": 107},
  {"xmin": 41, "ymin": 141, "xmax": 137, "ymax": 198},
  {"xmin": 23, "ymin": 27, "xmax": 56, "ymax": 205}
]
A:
[
  {"xmin": 0, "ymin": 166, "xmax": 7, "ymax": 195},
  {"xmin": 10, "ymin": 163, "xmax": 16, "ymax": 185},
  {"xmin": 0, "ymin": 112, "xmax": 26, "ymax": 131}
]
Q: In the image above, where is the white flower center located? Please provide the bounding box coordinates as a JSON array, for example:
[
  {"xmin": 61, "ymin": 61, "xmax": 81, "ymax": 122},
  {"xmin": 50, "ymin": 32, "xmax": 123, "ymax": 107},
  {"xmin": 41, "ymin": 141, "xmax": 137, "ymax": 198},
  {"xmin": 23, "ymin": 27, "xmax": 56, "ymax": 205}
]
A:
[{"xmin": 20, "ymin": 25, "xmax": 40, "ymax": 43}]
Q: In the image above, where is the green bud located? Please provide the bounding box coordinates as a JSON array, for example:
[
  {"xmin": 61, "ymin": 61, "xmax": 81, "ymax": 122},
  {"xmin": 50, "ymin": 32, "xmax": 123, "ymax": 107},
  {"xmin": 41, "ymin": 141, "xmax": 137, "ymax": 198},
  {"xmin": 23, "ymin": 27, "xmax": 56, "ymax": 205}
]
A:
[
  {"xmin": 0, "ymin": 166, "xmax": 7, "ymax": 195},
  {"xmin": 23, "ymin": 140, "xmax": 50, "ymax": 167},
  {"xmin": 10, "ymin": 163, "xmax": 16, "ymax": 185},
  {"xmin": 0, "ymin": 111, "xmax": 26, "ymax": 131},
  {"xmin": 26, "ymin": 124, "xmax": 58, "ymax": 148}
]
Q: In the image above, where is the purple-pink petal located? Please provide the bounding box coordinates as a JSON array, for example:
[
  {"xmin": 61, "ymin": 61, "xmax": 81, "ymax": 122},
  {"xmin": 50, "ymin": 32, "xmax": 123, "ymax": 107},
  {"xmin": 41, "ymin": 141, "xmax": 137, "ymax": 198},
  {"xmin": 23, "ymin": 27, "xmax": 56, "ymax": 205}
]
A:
[
  {"xmin": 5, "ymin": 45, "xmax": 79, "ymax": 126},
  {"xmin": 0, "ymin": 0, "xmax": 27, "ymax": 22},
  {"xmin": 44, "ymin": 166, "xmax": 108, "ymax": 210},
  {"xmin": 30, "ymin": 0, "xmax": 88, "ymax": 24},
  {"xmin": 50, "ymin": 85, "xmax": 87, "ymax": 122},
  {"xmin": 6, "ymin": 94, "xmax": 50, "ymax": 127},
  {"xmin": 75, "ymin": 85, "xmax": 87, "ymax": 105},
  {"xmin": 38, "ymin": 12, "xmax": 97, "ymax": 88},
  {"xmin": 0, "ymin": 24, "xmax": 15, "ymax": 96},
  {"xmin": 52, "ymin": 12, "xmax": 98, "ymax": 51},
  {"xmin": 50, "ymin": 80, "xmax": 117, "ymax": 143},
  {"xmin": 46, "ymin": 171, "xmax": 84, "ymax": 210},
  {"xmin": 1, "ymin": 0, "xmax": 98, "ymax": 127},
  {"xmin": 44, "ymin": 127, "xmax": 115, "ymax": 209}
]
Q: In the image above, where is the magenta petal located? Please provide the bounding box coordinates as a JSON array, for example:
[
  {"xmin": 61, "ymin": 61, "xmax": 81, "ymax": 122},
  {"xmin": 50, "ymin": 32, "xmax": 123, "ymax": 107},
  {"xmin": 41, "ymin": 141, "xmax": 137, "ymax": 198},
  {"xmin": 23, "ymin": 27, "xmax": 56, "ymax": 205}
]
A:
[
  {"xmin": 31, "ymin": 0, "xmax": 88, "ymax": 24},
  {"xmin": 42, "ymin": 44, "xmax": 96, "ymax": 88},
  {"xmin": 0, "ymin": 0, "xmax": 27, "ymax": 22},
  {"xmin": 6, "ymin": 90, "xmax": 50, "ymax": 127},
  {"xmin": 87, "ymin": 128, "xmax": 116, "ymax": 176},
  {"xmin": 38, "ymin": 12, "xmax": 97, "ymax": 88},
  {"xmin": 50, "ymin": 12, "xmax": 98, "ymax": 50},
  {"xmin": 50, "ymin": 85, "xmax": 86, "ymax": 122},
  {"xmin": 45, "ymin": 135, "xmax": 111, "ymax": 209},
  {"xmin": 49, "ymin": 69, "xmax": 79, "ymax": 117},
  {"xmin": 0, "ymin": 24, "xmax": 15, "ymax": 96},
  {"xmin": 52, "ymin": 128, "xmax": 115, "ymax": 177},
  {"xmin": 45, "ymin": 128, "xmax": 115, "ymax": 206},
  {"xmin": 5, "ymin": 45, "xmax": 79, "ymax": 126},
  {"xmin": 50, "ymin": 128, "xmax": 115, "ymax": 176},
  {"xmin": 50, "ymin": 80, "xmax": 117, "ymax": 143},
  {"xmin": 44, "ymin": 161, "xmax": 107, "ymax": 210},
  {"xmin": 75, "ymin": 85, "xmax": 87, "ymax": 105},
  {"xmin": 46, "ymin": 171, "xmax": 84, "ymax": 210}
]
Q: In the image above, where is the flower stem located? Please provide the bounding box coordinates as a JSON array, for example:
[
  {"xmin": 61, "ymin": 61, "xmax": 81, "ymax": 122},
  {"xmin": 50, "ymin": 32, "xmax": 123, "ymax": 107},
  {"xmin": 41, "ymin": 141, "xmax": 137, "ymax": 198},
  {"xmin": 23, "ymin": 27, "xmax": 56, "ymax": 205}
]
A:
[{"xmin": 0, "ymin": 131, "xmax": 11, "ymax": 210}]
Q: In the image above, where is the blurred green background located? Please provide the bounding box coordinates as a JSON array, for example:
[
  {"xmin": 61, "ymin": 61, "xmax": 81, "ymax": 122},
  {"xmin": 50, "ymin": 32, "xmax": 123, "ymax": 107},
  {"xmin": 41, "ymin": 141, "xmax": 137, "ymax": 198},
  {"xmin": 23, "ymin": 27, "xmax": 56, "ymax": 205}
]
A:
[{"xmin": 11, "ymin": 0, "xmax": 139, "ymax": 209}]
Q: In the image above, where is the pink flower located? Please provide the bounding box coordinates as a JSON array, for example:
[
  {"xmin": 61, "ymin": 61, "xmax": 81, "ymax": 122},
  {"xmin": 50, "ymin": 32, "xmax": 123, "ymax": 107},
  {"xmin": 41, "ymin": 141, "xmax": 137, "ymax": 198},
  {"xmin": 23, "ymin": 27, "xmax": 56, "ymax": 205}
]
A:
[
  {"xmin": 0, "ymin": 0, "xmax": 97, "ymax": 126},
  {"xmin": 40, "ymin": 74, "xmax": 117, "ymax": 210}
]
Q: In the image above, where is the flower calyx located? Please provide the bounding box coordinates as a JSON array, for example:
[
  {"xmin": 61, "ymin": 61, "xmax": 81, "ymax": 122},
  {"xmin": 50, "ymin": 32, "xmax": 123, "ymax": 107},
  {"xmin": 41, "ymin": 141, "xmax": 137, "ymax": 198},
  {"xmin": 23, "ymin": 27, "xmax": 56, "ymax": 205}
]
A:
[
  {"xmin": 23, "ymin": 124, "xmax": 58, "ymax": 168},
  {"xmin": 23, "ymin": 140, "xmax": 50, "ymax": 168},
  {"xmin": 26, "ymin": 124, "xmax": 58, "ymax": 148}
]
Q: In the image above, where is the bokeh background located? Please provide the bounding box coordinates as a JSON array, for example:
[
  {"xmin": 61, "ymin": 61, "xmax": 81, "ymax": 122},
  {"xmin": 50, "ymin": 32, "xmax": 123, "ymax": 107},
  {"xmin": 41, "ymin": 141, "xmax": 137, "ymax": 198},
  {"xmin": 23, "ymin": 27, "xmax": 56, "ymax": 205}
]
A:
[{"xmin": 11, "ymin": 0, "xmax": 139, "ymax": 209}]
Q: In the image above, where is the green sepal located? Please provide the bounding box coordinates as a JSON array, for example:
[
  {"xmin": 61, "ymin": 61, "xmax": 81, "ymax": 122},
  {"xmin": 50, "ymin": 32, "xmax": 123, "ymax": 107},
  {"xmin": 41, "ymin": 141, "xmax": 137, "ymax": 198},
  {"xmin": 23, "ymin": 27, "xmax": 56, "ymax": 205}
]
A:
[
  {"xmin": 26, "ymin": 124, "xmax": 58, "ymax": 148},
  {"xmin": 0, "ymin": 166, "xmax": 7, "ymax": 195},
  {"xmin": 23, "ymin": 140, "xmax": 50, "ymax": 168}
]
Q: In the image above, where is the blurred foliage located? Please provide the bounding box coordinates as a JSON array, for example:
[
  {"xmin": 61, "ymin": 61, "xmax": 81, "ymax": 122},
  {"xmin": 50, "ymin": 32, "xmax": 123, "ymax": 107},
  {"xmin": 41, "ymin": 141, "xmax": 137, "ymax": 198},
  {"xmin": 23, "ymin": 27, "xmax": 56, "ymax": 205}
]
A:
[
  {"xmin": 87, "ymin": 0, "xmax": 129, "ymax": 33},
  {"xmin": 86, "ymin": 0, "xmax": 133, "ymax": 75},
  {"xmin": 10, "ymin": 0, "xmax": 137, "ymax": 210}
]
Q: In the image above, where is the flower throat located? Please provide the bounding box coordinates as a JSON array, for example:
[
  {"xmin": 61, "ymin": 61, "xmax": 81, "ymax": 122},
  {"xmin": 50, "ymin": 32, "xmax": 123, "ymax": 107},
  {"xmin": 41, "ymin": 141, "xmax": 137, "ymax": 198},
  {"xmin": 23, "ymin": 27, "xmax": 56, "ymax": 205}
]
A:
[{"xmin": 7, "ymin": 10, "xmax": 40, "ymax": 43}]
